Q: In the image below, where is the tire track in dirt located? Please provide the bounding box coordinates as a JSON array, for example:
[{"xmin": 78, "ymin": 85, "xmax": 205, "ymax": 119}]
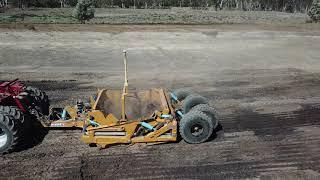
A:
[
  {"xmin": 2, "ymin": 68, "xmax": 320, "ymax": 179},
  {"xmin": 42, "ymin": 124, "xmax": 320, "ymax": 179},
  {"xmin": 221, "ymin": 104, "xmax": 320, "ymax": 134},
  {"xmin": 2, "ymin": 122, "xmax": 320, "ymax": 179}
]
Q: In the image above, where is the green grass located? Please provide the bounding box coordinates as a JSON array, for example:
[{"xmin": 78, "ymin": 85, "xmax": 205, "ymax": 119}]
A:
[
  {"xmin": 0, "ymin": 8, "xmax": 76, "ymax": 23},
  {"xmin": 0, "ymin": 8, "xmax": 308, "ymax": 24}
]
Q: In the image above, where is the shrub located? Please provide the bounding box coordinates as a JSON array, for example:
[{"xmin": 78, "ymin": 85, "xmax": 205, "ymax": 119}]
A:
[
  {"xmin": 73, "ymin": 0, "xmax": 95, "ymax": 24},
  {"xmin": 308, "ymin": 0, "xmax": 320, "ymax": 22}
]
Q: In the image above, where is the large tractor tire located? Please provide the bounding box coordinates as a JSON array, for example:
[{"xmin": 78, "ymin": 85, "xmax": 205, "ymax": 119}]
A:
[
  {"xmin": 0, "ymin": 114, "xmax": 21, "ymax": 154},
  {"xmin": 191, "ymin": 104, "xmax": 219, "ymax": 129},
  {"xmin": 0, "ymin": 106, "xmax": 31, "ymax": 134},
  {"xmin": 172, "ymin": 89, "xmax": 191, "ymax": 102},
  {"xmin": 25, "ymin": 86, "xmax": 50, "ymax": 116},
  {"xmin": 182, "ymin": 94, "xmax": 208, "ymax": 114},
  {"xmin": 179, "ymin": 110, "xmax": 214, "ymax": 144},
  {"xmin": 0, "ymin": 106, "xmax": 27, "ymax": 125}
]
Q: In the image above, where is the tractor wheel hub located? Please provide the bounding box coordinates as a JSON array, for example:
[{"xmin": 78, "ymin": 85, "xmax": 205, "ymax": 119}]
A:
[
  {"xmin": 0, "ymin": 127, "xmax": 8, "ymax": 148},
  {"xmin": 191, "ymin": 124, "xmax": 204, "ymax": 136}
]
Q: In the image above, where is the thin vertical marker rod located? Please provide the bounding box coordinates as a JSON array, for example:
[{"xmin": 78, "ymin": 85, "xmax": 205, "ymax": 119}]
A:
[
  {"xmin": 121, "ymin": 50, "xmax": 128, "ymax": 121},
  {"xmin": 123, "ymin": 50, "xmax": 128, "ymax": 89}
]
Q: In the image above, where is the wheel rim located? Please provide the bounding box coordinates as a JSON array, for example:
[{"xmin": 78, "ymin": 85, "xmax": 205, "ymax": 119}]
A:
[
  {"xmin": 0, "ymin": 127, "xmax": 8, "ymax": 148},
  {"xmin": 191, "ymin": 123, "xmax": 204, "ymax": 136}
]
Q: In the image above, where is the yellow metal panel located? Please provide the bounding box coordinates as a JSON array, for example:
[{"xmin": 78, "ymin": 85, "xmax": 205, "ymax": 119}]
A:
[
  {"xmin": 65, "ymin": 106, "xmax": 77, "ymax": 119},
  {"xmin": 50, "ymin": 119, "xmax": 84, "ymax": 128}
]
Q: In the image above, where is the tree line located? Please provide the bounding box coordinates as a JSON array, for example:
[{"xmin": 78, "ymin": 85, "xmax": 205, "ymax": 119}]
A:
[{"xmin": 5, "ymin": 0, "xmax": 314, "ymax": 13}]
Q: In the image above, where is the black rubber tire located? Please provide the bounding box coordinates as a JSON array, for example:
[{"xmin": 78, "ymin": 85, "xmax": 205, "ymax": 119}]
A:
[
  {"xmin": 41, "ymin": 92, "xmax": 50, "ymax": 115},
  {"xmin": 0, "ymin": 106, "xmax": 26, "ymax": 125},
  {"xmin": 179, "ymin": 110, "xmax": 214, "ymax": 144},
  {"xmin": 182, "ymin": 94, "xmax": 209, "ymax": 114},
  {"xmin": 26, "ymin": 86, "xmax": 45, "ymax": 100},
  {"xmin": 26, "ymin": 86, "xmax": 40, "ymax": 95},
  {"xmin": 191, "ymin": 104, "xmax": 219, "ymax": 129},
  {"xmin": 172, "ymin": 89, "xmax": 191, "ymax": 102},
  {"xmin": 0, "ymin": 106, "xmax": 31, "ymax": 135},
  {"xmin": 24, "ymin": 88, "xmax": 40, "ymax": 110},
  {"xmin": 25, "ymin": 86, "xmax": 50, "ymax": 116},
  {"xmin": 0, "ymin": 114, "xmax": 20, "ymax": 154}
]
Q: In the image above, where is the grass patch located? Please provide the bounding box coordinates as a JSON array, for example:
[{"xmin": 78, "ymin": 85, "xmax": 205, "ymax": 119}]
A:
[{"xmin": 0, "ymin": 8, "xmax": 308, "ymax": 24}]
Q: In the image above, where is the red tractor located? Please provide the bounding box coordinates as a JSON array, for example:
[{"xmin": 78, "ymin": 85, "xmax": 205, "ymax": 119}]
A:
[{"xmin": 0, "ymin": 79, "xmax": 49, "ymax": 154}]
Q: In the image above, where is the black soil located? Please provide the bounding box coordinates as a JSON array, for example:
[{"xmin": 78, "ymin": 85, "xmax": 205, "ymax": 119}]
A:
[{"xmin": 1, "ymin": 68, "xmax": 320, "ymax": 179}]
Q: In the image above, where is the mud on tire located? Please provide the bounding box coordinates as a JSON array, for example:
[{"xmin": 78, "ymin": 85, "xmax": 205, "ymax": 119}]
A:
[
  {"xmin": 179, "ymin": 110, "xmax": 214, "ymax": 144},
  {"xmin": 0, "ymin": 114, "xmax": 21, "ymax": 154}
]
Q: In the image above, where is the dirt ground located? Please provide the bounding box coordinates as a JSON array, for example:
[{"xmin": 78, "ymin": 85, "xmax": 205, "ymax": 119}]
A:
[{"xmin": 0, "ymin": 24, "xmax": 320, "ymax": 179}]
